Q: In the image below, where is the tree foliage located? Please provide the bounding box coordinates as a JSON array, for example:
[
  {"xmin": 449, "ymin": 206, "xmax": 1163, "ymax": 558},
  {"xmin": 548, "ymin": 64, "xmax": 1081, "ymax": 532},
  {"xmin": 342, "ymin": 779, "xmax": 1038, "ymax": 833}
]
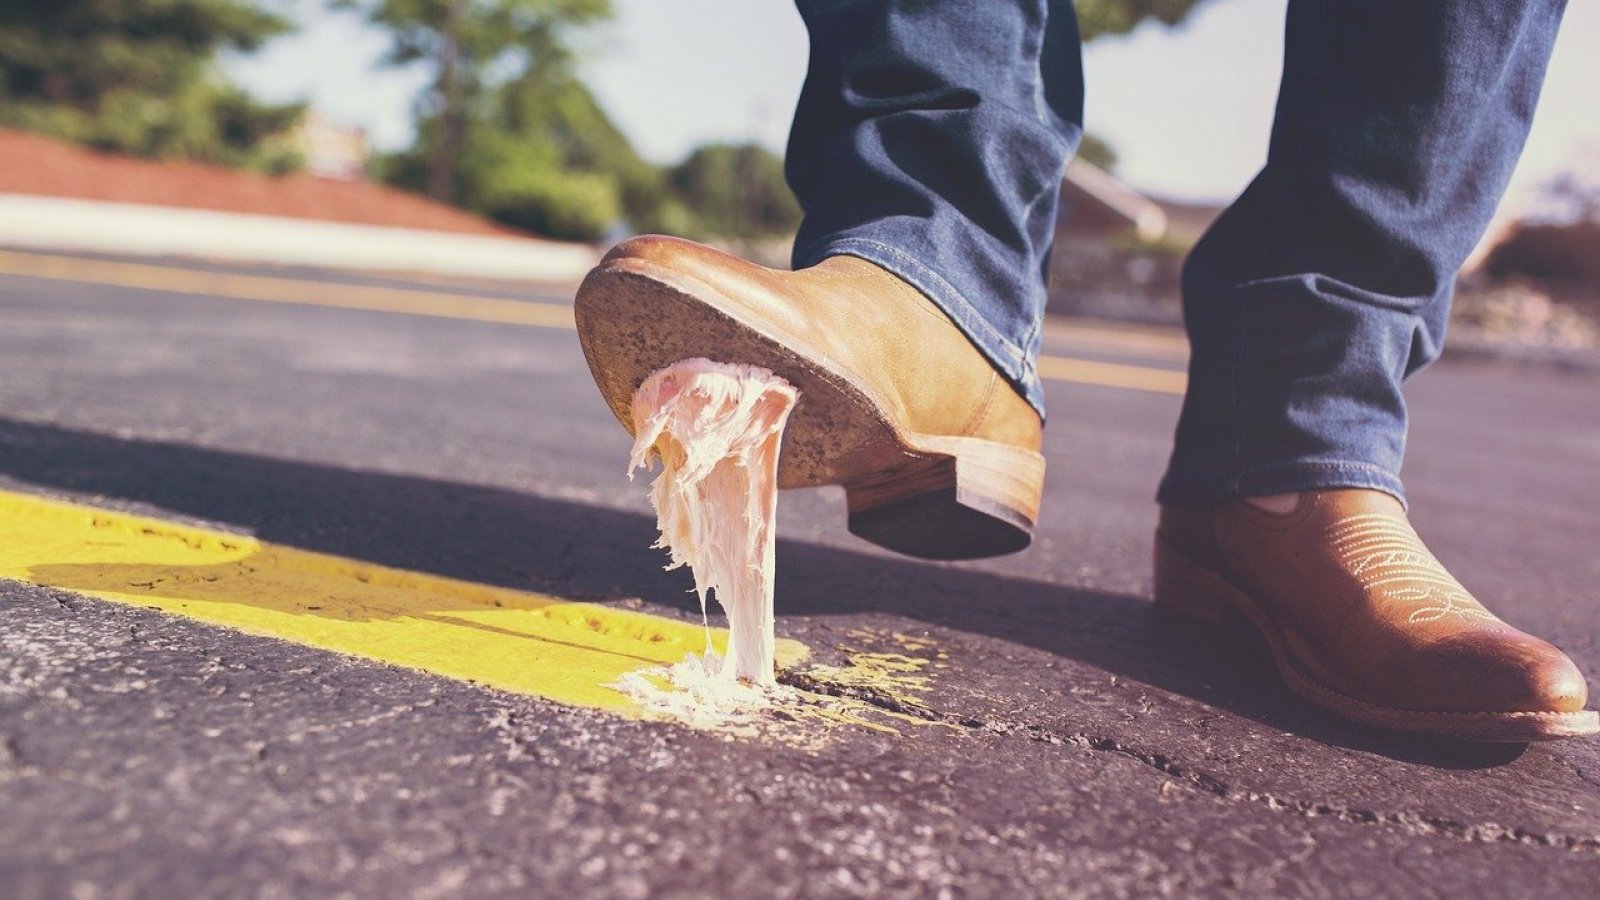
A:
[
  {"xmin": 357, "ymin": 0, "xmax": 801, "ymax": 241},
  {"xmin": 337, "ymin": 0, "xmax": 611, "ymax": 201},
  {"xmin": 0, "ymin": 0, "xmax": 305, "ymax": 170},
  {"xmin": 667, "ymin": 144, "xmax": 801, "ymax": 240},
  {"xmin": 378, "ymin": 70, "xmax": 655, "ymax": 241},
  {"xmin": 1076, "ymin": 0, "xmax": 1206, "ymax": 42}
]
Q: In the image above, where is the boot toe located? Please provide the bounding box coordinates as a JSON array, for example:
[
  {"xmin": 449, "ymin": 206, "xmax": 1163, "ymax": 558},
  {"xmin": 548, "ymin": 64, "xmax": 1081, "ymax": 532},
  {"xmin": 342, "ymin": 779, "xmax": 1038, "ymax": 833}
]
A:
[
  {"xmin": 1406, "ymin": 631, "xmax": 1589, "ymax": 715},
  {"xmin": 1526, "ymin": 647, "xmax": 1589, "ymax": 714}
]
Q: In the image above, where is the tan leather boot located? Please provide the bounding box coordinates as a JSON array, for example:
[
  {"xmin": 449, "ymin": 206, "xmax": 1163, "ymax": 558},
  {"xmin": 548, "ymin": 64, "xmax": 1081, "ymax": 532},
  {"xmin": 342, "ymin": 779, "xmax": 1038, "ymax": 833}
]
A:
[
  {"xmin": 574, "ymin": 235, "xmax": 1043, "ymax": 560},
  {"xmin": 1155, "ymin": 489, "xmax": 1597, "ymax": 741}
]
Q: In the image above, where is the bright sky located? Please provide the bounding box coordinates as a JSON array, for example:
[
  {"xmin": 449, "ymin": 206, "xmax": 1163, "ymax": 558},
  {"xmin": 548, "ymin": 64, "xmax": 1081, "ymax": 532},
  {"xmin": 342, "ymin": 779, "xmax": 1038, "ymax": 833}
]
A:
[{"xmin": 229, "ymin": 0, "xmax": 1600, "ymax": 206}]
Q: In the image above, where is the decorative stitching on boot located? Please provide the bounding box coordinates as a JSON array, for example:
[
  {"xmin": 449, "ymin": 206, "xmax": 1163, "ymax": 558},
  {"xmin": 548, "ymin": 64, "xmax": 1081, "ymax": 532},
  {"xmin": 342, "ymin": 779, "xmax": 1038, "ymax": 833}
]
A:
[{"xmin": 1328, "ymin": 513, "xmax": 1498, "ymax": 625}]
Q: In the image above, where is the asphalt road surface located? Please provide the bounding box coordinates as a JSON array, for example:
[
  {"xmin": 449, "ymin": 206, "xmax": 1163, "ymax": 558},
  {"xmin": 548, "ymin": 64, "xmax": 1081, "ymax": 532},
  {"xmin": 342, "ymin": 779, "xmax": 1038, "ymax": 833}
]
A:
[{"xmin": 1, "ymin": 249, "xmax": 1598, "ymax": 897}]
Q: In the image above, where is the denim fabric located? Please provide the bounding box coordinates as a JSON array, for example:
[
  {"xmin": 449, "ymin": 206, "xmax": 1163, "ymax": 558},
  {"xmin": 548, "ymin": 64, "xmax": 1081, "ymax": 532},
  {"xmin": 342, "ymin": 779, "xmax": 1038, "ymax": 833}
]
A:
[
  {"xmin": 1159, "ymin": 1, "xmax": 1567, "ymax": 506},
  {"xmin": 785, "ymin": 0, "xmax": 1565, "ymax": 505}
]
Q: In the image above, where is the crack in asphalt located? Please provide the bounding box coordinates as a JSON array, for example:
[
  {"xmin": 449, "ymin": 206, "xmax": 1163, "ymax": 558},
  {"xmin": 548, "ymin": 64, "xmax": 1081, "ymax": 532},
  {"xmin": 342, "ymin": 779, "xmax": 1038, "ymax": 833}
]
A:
[{"xmin": 780, "ymin": 671, "xmax": 1600, "ymax": 856}]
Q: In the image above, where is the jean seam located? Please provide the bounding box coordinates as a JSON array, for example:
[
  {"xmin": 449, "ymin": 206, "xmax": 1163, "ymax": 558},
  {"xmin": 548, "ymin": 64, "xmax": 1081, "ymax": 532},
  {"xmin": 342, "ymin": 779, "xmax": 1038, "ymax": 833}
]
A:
[
  {"xmin": 1020, "ymin": 150, "xmax": 1076, "ymax": 361},
  {"xmin": 1239, "ymin": 460, "xmax": 1398, "ymax": 477}
]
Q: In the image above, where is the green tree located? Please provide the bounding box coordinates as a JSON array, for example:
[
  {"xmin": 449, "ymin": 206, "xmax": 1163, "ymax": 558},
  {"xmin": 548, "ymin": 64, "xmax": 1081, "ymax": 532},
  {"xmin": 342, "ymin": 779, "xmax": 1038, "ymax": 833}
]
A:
[
  {"xmin": 376, "ymin": 68, "xmax": 674, "ymax": 241},
  {"xmin": 337, "ymin": 0, "xmax": 610, "ymax": 202},
  {"xmin": 666, "ymin": 144, "xmax": 801, "ymax": 239},
  {"xmin": 0, "ymin": 0, "xmax": 305, "ymax": 170},
  {"xmin": 489, "ymin": 67, "xmax": 681, "ymax": 233},
  {"xmin": 1076, "ymin": 0, "xmax": 1206, "ymax": 42}
]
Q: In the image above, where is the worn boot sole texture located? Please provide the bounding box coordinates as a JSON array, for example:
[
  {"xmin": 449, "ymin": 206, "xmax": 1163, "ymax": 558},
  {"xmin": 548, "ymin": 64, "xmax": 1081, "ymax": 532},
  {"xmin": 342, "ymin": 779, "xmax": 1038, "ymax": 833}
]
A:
[
  {"xmin": 1153, "ymin": 534, "xmax": 1600, "ymax": 742},
  {"xmin": 575, "ymin": 258, "xmax": 1045, "ymax": 561}
]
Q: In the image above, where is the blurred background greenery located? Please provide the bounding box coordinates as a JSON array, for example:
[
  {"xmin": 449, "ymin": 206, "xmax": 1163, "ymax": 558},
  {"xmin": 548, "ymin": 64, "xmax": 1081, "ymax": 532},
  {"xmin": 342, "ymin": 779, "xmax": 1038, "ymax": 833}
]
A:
[{"xmin": 0, "ymin": 0, "xmax": 1200, "ymax": 243}]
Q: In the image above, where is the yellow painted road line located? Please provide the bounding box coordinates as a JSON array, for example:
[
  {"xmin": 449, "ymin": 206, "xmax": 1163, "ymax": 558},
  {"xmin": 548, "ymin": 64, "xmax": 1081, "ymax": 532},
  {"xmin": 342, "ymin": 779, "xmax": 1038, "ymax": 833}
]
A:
[
  {"xmin": 0, "ymin": 489, "xmax": 804, "ymax": 715},
  {"xmin": 0, "ymin": 249, "xmax": 1186, "ymax": 395},
  {"xmin": 1041, "ymin": 318, "xmax": 1190, "ymax": 360},
  {"xmin": 1036, "ymin": 354, "xmax": 1187, "ymax": 395},
  {"xmin": 0, "ymin": 249, "xmax": 576, "ymax": 330}
]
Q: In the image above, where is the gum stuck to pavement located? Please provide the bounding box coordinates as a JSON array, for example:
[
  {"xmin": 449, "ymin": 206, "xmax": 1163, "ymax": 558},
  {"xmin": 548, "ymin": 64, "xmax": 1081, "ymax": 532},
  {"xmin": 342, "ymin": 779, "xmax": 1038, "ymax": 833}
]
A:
[{"xmin": 623, "ymin": 358, "xmax": 798, "ymax": 711}]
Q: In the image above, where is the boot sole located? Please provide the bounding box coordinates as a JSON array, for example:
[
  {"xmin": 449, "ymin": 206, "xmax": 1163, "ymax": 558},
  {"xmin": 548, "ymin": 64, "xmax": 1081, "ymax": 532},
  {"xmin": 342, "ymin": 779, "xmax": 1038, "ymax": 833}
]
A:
[
  {"xmin": 573, "ymin": 258, "xmax": 1045, "ymax": 561},
  {"xmin": 1153, "ymin": 534, "xmax": 1600, "ymax": 742}
]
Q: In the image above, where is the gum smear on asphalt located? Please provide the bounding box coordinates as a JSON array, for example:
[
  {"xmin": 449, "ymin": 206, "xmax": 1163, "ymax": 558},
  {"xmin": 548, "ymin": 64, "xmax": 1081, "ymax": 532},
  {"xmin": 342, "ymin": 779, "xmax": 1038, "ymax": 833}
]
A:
[{"xmin": 618, "ymin": 358, "xmax": 799, "ymax": 725}]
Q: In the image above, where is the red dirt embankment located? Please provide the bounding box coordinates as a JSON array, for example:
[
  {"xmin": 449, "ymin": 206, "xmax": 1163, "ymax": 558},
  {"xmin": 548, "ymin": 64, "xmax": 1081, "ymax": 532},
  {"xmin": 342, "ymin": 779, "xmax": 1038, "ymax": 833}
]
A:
[{"xmin": 0, "ymin": 128, "xmax": 520, "ymax": 237}]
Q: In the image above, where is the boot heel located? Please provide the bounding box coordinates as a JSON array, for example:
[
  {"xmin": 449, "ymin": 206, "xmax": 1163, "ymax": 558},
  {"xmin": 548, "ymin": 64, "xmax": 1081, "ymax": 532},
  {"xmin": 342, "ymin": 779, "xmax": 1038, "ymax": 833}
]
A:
[
  {"xmin": 1152, "ymin": 535, "xmax": 1235, "ymax": 625},
  {"xmin": 845, "ymin": 438, "xmax": 1045, "ymax": 561}
]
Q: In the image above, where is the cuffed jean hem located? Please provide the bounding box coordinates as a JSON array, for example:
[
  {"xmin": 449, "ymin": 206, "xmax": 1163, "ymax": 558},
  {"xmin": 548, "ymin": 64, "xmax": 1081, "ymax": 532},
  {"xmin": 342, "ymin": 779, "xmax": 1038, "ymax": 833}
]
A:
[
  {"xmin": 792, "ymin": 236, "xmax": 1049, "ymax": 420},
  {"xmin": 1155, "ymin": 459, "xmax": 1407, "ymax": 509}
]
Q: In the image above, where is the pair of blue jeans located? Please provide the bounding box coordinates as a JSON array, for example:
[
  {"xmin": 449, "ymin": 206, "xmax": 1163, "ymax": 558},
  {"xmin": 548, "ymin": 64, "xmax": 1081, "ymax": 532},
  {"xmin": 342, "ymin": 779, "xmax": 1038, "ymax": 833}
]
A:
[{"xmin": 785, "ymin": 0, "xmax": 1566, "ymax": 506}]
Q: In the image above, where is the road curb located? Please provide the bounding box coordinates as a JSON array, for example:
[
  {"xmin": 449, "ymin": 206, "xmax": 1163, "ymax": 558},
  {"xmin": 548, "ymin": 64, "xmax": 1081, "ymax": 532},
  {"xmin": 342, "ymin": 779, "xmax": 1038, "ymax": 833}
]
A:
[{"xmin": 0, "ymin": 192, "xmax": 600, "ymax": 282}]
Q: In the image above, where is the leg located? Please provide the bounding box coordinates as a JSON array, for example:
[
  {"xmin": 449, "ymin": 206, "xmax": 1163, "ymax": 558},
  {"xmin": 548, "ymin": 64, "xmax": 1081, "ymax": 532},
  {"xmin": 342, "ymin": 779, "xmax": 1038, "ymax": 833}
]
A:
[
  {"xmin": 786, "ymin": 0, "xmax": 1084, "ymax": 419},
  {"xmin": 1159, "ymin": 0, "xmax": 1568, "ymax": 505},
  {"xmin": 1153, "ymin": 1, "xmax": 1594, "ymax": 742}
]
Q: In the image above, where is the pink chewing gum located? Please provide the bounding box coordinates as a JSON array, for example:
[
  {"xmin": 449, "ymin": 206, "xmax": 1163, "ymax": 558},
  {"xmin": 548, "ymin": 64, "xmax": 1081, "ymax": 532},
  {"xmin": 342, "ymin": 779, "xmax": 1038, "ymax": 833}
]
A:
[{"xmin": 628, "ymin": 358, "xmax": 798, "ymax": 685}]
